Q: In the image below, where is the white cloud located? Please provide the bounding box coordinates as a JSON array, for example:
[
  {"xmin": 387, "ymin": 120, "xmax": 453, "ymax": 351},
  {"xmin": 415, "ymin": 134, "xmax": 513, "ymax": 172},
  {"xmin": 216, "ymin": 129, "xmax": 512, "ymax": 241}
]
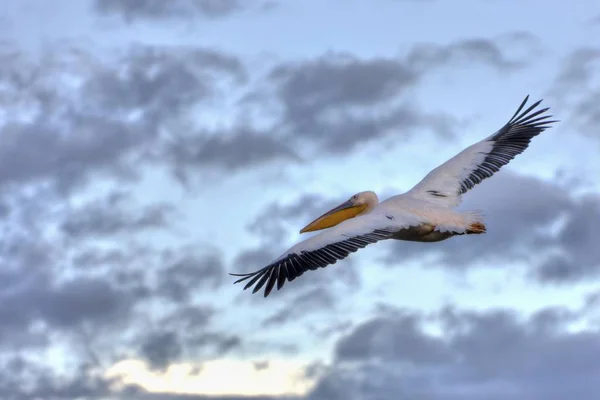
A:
[{"xmin": 106, "ymin": 358, "xmax": 317, "ymax": 396}]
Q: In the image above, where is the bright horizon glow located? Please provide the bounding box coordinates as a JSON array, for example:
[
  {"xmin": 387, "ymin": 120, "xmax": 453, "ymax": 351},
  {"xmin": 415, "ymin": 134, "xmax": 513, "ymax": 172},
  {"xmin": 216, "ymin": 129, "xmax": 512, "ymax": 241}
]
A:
[{"xmin": 106, "ymin": 358, "xmax": 318, "ymax": 396}]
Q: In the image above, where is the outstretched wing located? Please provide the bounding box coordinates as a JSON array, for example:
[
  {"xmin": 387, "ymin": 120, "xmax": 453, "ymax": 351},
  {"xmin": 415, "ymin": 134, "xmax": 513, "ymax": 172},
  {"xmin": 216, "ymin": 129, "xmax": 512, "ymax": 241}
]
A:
[
  {"xmin": 230, "ymin": 211, "xmax": 421, "ymax": 297},
  {"xmin": 405, "ymin": 96, "xmax": 558, "ymax": 207}
]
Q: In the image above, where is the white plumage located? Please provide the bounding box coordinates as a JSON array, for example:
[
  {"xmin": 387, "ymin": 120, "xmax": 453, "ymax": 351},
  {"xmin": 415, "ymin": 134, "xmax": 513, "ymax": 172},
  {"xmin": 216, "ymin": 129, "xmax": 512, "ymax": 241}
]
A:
[{"xmin": 231, "ymin": 96, "xmax": 557, "ymax": 297}]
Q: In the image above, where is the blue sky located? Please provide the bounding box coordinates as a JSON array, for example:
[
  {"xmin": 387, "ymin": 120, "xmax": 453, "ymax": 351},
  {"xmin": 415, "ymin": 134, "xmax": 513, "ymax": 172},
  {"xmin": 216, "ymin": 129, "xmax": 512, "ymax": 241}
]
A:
[{"xmin": 1, "ymin": 1, "xmax": 600, "ymax": 399}]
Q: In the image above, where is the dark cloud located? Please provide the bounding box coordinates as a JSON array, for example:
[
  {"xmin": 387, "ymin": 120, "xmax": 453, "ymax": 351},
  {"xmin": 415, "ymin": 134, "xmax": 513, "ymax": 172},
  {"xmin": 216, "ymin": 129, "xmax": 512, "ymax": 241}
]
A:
[
  {"xmin": 157, "ymin": 254, "xmax": 224, "ymax": 302},
  {"xmin": 260, "ymin": 37, "xmax": 531, "ymax": 156},
  {"xmin": 262, "ymin": 287, "xmax": 336, "ymax": 327},
  {"xmin": 61, "ymin": 191, "xmax": 172, "ymax": 239},
  {"xmin": 160, "ymin": 306, "xmax": 215, "ymax": 331},
  {"xmin": 405, "ymin": 38, "xmax": 526, "ymax": 72},
  {"xmin": 0, "ymin": 116, "xmax": 147, "ymax": 191},
  {"xmin": 309, "ymin": 306, "xmax": 600, "ymax": 400},
  {"xmin": 94, "ymin": 0, "xmax": 247, "ymax": 21},
  {"xmin": 164, "ymin": 126, "xmax": 300, "ymax": 184},
  {"xmin": 0, "ymin": 357, "xmax": 113, "ymax": 400},
  {"xmin": 187, "ymin": 332, "xmax": 242, "ymax": 356},
  {"xmin": 309, "ymin": 320, "xmax": 353, "ymax": 339},
  {"xmin": 0, "ymin": 44, "xmax": 248, "ymax": 192},
  {"xmin": 334, "ymin": 310, "xmax": 450, "ymax": 364},
  {"xmin": 266, "ymin": 54, "xmax": 439, "ymax": 154},
  {"xmin": 0, "ymin": 194, "xmax": 243, "ymax": 398},
  {"xmin": 84, "ymin": 46, "xmax": 246, "ymax": 121},
  {"xmin": 572, "ymin": 88, "xmax": 600, "ymax": 136},
  {"xmin": 552, "ymin": 48, "xmax": 600, "ymax": 139},
  {"xmin": 72, "ymin": 246, "xmax": 135, "ymax": 269},
  {"xmin": 0, "ymin": 37, "xmax": 534, "ymax": 194},
  {"xmin": 0, "ymin": 176, "xmax": 231, "ymax": 399},
  {"xmin": 1, "ymin": 272, "xmax": 139, "ymax": 334},
  {"xmin": 40, "ymin": 277, "xmax": 137, "ymax": 328},
  {"xmin": 554, "ymin": 48, "xmax": 600, "ymax": 89},
  {"xmin": 270, "ymin": 56, "xmax": 417, "ymax": 111},
  {"xmin": 534, "ymin": 194, "xmax": 600, "ymax": 283},
  {"xmin": 140, "ymin": 330, "xmax": 183, "ymax": 371}
]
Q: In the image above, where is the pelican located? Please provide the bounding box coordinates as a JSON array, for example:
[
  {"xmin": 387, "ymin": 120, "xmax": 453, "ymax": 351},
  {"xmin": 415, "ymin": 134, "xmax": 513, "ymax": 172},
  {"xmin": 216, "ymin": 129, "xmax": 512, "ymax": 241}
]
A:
[{"xmin": 231, "ymin": 96, "xmax": 557, "ymax": 297}]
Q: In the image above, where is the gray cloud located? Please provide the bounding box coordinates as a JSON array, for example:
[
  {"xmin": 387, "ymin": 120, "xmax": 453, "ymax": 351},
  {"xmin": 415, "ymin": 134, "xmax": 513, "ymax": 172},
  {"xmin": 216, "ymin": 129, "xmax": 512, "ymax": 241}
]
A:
[
  {"xmin": 61, "ymin": 191, "xmax": 172, "ymax": 239},
  {"xmin": 157, "ymin": 254, "xmax": 224, "ymax": 303},
  {"xmin": 552, "ymin": 48, "xmax": 600, "ymax": 140},
  {"xmin": 0, "ymin": 44, "xmax": 247, "ymax": 192},
  {"xmin": 266, "ymin": 54, "xmax": 442, "ymax": 154},
  {"xmin": 164, "ymin": 126, "xmax": 300, "ymax": 184},
  {"xmin": 40, "ymin": 277, "xmax": 137, "ymax": 328},
  {"xmin": 0, "ymin": 116, "xmax": 147, "ymax": 191},
  {"xmin": 270, "ymin": 55, "xmax": 417, "ymax": 113},
  {"xmin": 554, "ymin": 48, "xmax": 600, "ymax": 89},
  {"xmin": 262, "ymin": 287, "xmax": 336, "ymax": 327},
  {"xmin": 0, "ymin": 177, "xmax": 233, "ymax": 399},
  {"xmin": 534, "ymin": 194, "xmax": 600, "ymax": 283},
  {"xmin": 84, "ymin": 46, "xmax": 246, "ymax": 121},
  {"xmin": 185, "ymin": 332, "xmax": 242, "ymax": 357},
  {"xmin": 0, "ymin": 357, "xmax": 113, "ymax": 400},
  {"xmin": 398, "ymin": 36, "xmax": 521, "ymax": 78},
  {"xmin": 159, "ymin": 306, "xmax": 215, "ymax": 331},
  {"xmin": 0, "ymin": 275, "xmax": 51, "ymax": 349},
  {"xmin": 72, "ymin": 246, "xmax": 136, "ymax": 269},
  {"xmin": 309, "ymin": 305, "xmax": 600, "ymax": 400},
  {"xmin": 260, "ymin": 37, "xmax": 531, "ymax": 156},
  {"xmin": 0, "ymin": 271, "xmax": 140, "ymax": 334},
  {"xmin": 140, "ymin": 330, "xmax": 183, "ymax": 371},
  {"xmin": 94, "ymin": 0, "xmax": 248, "ymax": 21},
  {"xmin": 334, "ymin": 310, "xmax": 450, "ymax": 364},
  {"xmin": 0, "ymin": 37, "xmax": 534, "ymax": 196},
  {"xmin": 0, "ymin": 200, "xmax": 235, "ymax": 389},
  {"xmin": 572, "ymin": 88, "xmax": 600, "ymax": 136}
]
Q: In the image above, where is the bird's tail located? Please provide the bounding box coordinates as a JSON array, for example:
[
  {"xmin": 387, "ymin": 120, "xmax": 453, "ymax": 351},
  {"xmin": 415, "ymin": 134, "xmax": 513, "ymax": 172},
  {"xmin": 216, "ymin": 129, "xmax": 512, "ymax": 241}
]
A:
[{"xmin": 463, "ymin": 210, "xmax": 486, "ymax": 234}]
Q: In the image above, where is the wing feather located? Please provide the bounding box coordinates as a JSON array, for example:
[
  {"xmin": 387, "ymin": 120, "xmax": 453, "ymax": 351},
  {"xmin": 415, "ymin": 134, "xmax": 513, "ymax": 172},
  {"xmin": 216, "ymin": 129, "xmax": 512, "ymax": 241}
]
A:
[
  {"xmin": 405, "ymin": 96, "xmax": 558, "ymax": 207},
  {"xmin": 230, "ymin": 212, "xmax": 418, "ymax": 297}
]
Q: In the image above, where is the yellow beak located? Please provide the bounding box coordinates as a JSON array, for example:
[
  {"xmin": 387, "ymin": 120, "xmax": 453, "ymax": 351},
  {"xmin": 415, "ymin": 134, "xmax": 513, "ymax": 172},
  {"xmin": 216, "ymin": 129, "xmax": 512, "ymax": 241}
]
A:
[{"xmin": 300, "ymin": 200, "xmax": 367, "ymax": 233}]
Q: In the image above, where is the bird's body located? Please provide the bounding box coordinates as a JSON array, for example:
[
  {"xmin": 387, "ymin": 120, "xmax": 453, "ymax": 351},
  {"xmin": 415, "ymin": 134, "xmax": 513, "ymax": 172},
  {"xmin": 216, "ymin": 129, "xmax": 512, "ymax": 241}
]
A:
[{"xmin": 231, "ymin": 96, "xmax": 557, "ymax": 297}]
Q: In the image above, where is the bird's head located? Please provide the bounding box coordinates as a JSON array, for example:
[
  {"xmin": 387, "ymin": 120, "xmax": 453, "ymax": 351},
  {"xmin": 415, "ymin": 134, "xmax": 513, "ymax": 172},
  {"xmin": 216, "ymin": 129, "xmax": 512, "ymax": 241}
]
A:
[{"xmin": 299, "ymin": 191, "xmax": 379, "ymax": 233}]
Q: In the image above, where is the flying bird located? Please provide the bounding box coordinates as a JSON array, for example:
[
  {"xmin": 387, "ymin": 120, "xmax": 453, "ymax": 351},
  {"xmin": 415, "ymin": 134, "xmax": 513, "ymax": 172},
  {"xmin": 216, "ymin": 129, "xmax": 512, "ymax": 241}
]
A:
[{"xmin": 231, "ymin": 96, "xmax": 557, "ymax": 297}]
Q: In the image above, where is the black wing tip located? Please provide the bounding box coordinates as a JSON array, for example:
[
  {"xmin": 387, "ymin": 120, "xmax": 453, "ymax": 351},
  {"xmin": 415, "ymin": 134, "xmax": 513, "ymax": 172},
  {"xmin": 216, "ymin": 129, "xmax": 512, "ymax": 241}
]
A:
[
  {"xmin": 229, "ymin": 272, "xmax": 254, "ymax": 285},
  {"xmin": 229, "ymin": 272, "xmax": 250, "ymax": 277},
  {"xmin": 230, "ymin": 265, "xmax": 283, "ymax": 297},
  {"xmin": 231, "ymin": 230, "xmax": 396, "ymax": 298},
  {"xmin": 510, "ymin": 95, "xmax": 556, "ymax": 124},
  {"xmin": 490, "ymin": 95, "xmax": 558, "ymax": 142}
]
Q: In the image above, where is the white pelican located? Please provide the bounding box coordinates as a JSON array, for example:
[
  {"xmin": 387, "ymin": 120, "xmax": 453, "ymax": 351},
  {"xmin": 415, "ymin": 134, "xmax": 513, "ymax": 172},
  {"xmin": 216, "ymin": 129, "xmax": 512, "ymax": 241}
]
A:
[{"xmin": 231, "ymin": 96, "xmax": 557, "ymax": 297}]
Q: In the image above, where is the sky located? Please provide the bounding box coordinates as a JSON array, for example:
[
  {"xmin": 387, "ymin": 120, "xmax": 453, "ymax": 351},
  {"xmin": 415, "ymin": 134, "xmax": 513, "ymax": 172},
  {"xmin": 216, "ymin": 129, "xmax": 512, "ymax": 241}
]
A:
[{"xmin": 1, "ymin": 0, "xmax": 599, "ymax": 399}]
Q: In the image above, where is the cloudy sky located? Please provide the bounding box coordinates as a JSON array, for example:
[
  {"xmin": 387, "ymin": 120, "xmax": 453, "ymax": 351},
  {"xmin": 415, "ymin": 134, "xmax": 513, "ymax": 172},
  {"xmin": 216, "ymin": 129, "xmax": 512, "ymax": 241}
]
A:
[{"xmin": 1, "ymin": 0, "xmax": 599, "ymax": 399}]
